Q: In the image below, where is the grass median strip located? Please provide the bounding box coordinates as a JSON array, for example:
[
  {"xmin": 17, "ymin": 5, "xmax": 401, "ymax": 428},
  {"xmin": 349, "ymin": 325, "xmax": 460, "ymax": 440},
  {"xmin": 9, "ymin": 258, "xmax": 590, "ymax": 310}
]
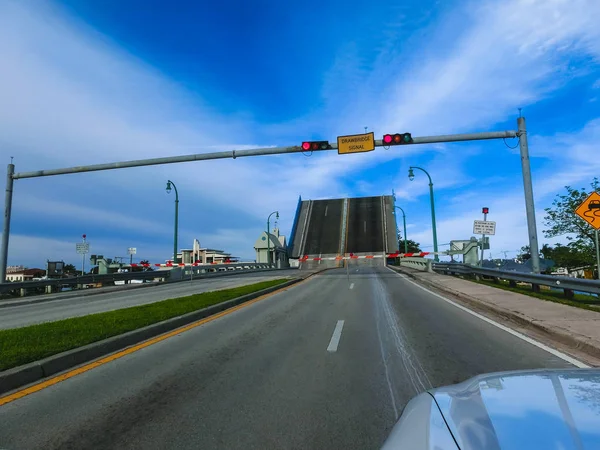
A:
[
  {"xmin": 470, "ymin": 278, "xmax": 600, "ymax": 311},
  {"xmin": 0, "ymin": 279, "xmax": 288, "ymax": 372}
]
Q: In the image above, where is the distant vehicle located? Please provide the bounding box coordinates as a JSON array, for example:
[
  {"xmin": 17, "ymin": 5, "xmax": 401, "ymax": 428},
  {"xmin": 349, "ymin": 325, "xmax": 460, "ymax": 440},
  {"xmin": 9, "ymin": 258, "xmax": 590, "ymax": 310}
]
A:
[{"xmin": 381, "ymin": 368, "xmax": 600, "ymax": 449}]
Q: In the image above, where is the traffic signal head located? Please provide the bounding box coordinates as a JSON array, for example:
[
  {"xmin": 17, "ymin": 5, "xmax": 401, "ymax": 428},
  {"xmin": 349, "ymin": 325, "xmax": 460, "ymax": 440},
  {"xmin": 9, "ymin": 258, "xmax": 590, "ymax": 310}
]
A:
[
  {"xmin": 482, "ymin": 207, "xmax": 489, "ymax": 214},
  {"xmin": 383, "ymin": 133, "xmax": 413, "ymax": 145},
  {"xmin": 301, "ymin": 141, "xmax": 332, "ymax": 151}
]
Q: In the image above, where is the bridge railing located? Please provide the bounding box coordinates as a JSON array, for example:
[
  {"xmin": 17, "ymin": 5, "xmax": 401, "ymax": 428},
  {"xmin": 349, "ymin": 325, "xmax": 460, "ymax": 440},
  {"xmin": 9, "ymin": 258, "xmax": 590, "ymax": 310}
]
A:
[
  {"xmin": 0, "ymin": 263, "xmax": 278, "ymax": 298},
  {"xmin": 0, "ymin": 270, "xmax": 170, "ymax": 297},
  {"xmin": 399, "ymin": 257, "xmax": 433, "ymax": 272},
  {"xmin": 433, "ymin": 262, "xmax": 600, "ymax": 298}
]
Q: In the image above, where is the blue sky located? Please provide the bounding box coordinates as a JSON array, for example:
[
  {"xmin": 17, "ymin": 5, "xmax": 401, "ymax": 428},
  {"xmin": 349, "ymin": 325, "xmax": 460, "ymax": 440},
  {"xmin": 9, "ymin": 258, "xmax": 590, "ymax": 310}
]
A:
[{"xmin": 1, "ymin": 0, "xmax": 600, "ymax": 269}]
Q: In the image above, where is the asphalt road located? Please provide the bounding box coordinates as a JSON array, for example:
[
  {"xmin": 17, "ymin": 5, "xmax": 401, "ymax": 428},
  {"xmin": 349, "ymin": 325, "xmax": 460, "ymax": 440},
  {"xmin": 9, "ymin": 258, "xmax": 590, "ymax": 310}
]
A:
[
  {"xmin": 0, "ymin": 270, "xmax": 299, "ymax": 330},
  {"xmin": 303, "ymin": 199, "xmax": 344, "ymax": 255},
  {"xmin": 346, "ymin": 196, "xmax": 384, "ymax": 253},
  {"xmin": 0, "ymin": 267, "xmax": 574, "ymax": 449}
]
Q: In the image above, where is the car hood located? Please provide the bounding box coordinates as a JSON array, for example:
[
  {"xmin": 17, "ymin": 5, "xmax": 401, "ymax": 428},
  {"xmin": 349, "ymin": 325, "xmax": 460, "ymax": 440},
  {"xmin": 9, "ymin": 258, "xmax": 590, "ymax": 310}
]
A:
[{"xmin": 430, "ymin": 368, "xmax": 600, "ymax": 450}]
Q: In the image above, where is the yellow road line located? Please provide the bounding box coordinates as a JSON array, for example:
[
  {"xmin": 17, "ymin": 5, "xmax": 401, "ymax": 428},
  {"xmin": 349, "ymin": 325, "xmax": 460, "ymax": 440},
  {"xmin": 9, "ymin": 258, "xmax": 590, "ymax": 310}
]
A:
[{"xmin": 0, "ymin": 279, "xmax": 311, "ymax": 407}]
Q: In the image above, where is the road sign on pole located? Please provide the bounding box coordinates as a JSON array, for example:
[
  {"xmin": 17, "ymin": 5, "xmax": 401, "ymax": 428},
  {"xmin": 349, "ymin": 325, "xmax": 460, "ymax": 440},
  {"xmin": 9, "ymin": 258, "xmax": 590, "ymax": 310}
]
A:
[
  {"xmin": 575, "ymin": 191, "xmax": 600, "ymax": 229},
  {"xmin": 337, "ymin": 132, "xmax": 375, "ymax": 154},
  {"xmin": 76, "ymin": 235, "xmax": 89, "ymax": 277},
  {"xmin": 76, "ymin": 243, "xmax": 90, "ymax": 254},
  {"xmin": 128, "ymin": 247, "xmax": 137, "ymax": 265},
  {"xmin": 473, "ymin": 220, "xmax": 496, "ymax": 235},
  {"xmin": 575, "ymin": 192, "xmax": 600, "ymax": 279}
]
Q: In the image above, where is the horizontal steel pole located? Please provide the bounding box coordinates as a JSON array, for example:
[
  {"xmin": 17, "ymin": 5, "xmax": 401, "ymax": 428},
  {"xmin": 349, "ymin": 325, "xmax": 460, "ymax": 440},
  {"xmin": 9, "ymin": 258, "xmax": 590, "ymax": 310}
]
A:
[
  {"xmin": 12, "ymin": 130, "xmax": 519, "ymax": 180},
  {"xmin": 411, "ymin": 131, "xmax": 517, "ymax": 145}
]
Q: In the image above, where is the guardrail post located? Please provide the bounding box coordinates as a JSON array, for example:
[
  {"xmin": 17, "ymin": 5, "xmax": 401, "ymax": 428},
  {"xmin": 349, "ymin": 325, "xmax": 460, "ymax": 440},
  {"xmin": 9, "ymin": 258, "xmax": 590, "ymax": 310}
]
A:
[
  {"xmin": 20, "ymin": 287, "xmax": 26, "ymax": 297},
  {"xmin": 509, "ymin": 280, "xmax": 517, "ymax": 287},
  {"xmin": 426, "ymin": 260, "xmax": 433, "ymax": 273},
  {"xmin": 45, "ymin": 285, "xmax": 52, "ymax": 294},
  {"xmin": 563, "ymin": 289, "xmax": 574, "ymax": 299},
  {"xmin": 531, "ymin": 284, "xmax": 540, "ymax": 293}
]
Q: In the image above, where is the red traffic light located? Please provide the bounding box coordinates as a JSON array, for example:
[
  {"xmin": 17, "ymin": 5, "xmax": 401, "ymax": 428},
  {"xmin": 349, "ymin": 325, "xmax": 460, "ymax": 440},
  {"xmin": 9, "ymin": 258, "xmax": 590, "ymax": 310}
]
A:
[
  {"xmin": 382, "ymin": 133, "xmax": 413, "ymax": 145},
  {"xmin": 482, "ymin": 207, "xmax": 489, "ymax": 214},
  {"xmin": 301, "ymin": 141, "xmax": 331, "ymax": 151}
]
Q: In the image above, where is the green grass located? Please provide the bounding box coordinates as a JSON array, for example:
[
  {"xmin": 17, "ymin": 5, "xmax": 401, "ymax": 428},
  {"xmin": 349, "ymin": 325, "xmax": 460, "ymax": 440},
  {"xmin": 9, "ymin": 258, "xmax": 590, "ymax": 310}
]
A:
[
  {"xmin": 469, "ymin": 277, "xmax": 600, "ymax": 311},
  {"xmin": 0, "ymin": 279, "xmax": 288, "ymax": 372}
]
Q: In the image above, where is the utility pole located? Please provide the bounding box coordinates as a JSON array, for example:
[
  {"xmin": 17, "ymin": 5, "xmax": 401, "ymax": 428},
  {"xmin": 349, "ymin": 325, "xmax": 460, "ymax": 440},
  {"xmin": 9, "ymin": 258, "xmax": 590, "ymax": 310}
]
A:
[
  {"xmin": 517, "ymin": 117, "xmax": 541, "ymax": 274},
  {"xmin": 0, "ymin": 164, "xmax": 14, "ymax": 283}
]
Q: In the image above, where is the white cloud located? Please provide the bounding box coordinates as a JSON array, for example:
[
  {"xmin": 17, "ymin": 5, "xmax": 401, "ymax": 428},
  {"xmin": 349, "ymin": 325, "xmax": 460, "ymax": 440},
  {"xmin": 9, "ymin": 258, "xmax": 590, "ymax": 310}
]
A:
[
  {"xmin": 8, "ymin": 233, "xmax": 171, "ymax": 269},
  {"xmin": 14, "ymin": 194, "xmax": 171, "ymax": 236}
]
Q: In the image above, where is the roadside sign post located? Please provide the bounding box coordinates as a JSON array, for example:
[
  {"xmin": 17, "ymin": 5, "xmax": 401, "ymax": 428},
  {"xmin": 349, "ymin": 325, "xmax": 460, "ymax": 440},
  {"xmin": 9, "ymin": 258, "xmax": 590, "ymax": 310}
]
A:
[
  {"xmin": 473, "ymin": 217, "xmax": 495, "ymax": 267},
  {"xmin": 575, "ymin": 192, "xmax": 600, "ymax": 279},
  {"xmin": 596, "ymin": 230, "xmax": 600, "ymax": 280},
  {"xmin": 128, "ymin": 247, "xmax": 137, "ymax": 265},
  {"xmin": 480, "ymin": 207, "xmax": 489, "ymax": 266},
  {"xmin": 76, "ymin": 234, "xmax": 90, "ymax": 276}
]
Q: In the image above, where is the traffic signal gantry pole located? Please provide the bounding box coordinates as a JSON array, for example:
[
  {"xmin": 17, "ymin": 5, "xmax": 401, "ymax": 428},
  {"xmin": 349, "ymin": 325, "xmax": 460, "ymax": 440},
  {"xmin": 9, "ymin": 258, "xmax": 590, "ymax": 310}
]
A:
[{"xmin": 0, "ymin": 120, "xmax": 540, "ymax": 282}]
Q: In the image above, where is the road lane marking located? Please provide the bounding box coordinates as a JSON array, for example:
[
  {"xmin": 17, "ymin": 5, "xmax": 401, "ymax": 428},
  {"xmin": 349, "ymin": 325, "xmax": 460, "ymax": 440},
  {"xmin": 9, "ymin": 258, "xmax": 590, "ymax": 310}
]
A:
[
  {"xmin": 386, "ymin": 268, "xmax": 590, "ymax": 368},
  {"xmin": 327, "ymin": 320, "xmax": 345, "ymax": 352},
  {"xmin": 0, "ymin": 277, "xmax": 316, "ymax": 407},
  {"xmin": 349, "ymin": 283, "xmax": 354, "ymax": 290},
  {"xmin": 375, "ymin": 306, "xmax": 399, "ymax": 419}
]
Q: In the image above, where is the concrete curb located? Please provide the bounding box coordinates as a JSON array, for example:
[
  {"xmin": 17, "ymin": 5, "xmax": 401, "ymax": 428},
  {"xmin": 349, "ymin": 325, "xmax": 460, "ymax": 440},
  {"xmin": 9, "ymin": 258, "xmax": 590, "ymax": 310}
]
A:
[
  {"xmin": 389, "ymin": 265, "xmax": 600, "ymax": 362},
  {"xmin": 0, "ymin": 268, "xmax": 291, "ymax": 308},
  {"xmin": 0, "ymin": 274, "xmax": 319, "ymax": 395}
]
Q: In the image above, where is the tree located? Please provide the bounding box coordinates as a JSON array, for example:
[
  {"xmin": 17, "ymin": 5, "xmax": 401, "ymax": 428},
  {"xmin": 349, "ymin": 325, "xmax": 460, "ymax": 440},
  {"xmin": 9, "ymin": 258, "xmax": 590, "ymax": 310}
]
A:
[
  {"xmin": 544, "ymin": 178, "xmax": 599, "ymax": 258},
  {"xmin": 132, "ymin": 260, "xmax": 153, "ymax": 272},
  {"xmin": 398, "ymin": 239, "xmax": 421, "ymax": 253},
  {"xmin": 63, "ymin": 264, "xmax": 77, "ymax": 274},
  {"xmin": 536, "ymin": 243, "xmax": 593, "ymax": 270},
  {"xmin": 544, "ymin": 178, "xmax": 599, "ymax": 270},
  {"xmin": 540, "ymin": 244, "xmax": 553, "ymax": 259},
  {"xmin": 517, "ymin": 245, "xmax": 531, "ymax": 262}
]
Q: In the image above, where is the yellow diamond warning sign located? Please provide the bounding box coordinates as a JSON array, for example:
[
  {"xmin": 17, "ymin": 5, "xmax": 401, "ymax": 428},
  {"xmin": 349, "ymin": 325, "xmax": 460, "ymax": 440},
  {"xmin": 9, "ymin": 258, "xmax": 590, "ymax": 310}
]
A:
[
  {"xmin": 337, "ymin": 132, "xmax": 375, "ymax": 155},
  {"xmin": 575, "ymin": 191, "xmax": 600, "ymax": 230}
]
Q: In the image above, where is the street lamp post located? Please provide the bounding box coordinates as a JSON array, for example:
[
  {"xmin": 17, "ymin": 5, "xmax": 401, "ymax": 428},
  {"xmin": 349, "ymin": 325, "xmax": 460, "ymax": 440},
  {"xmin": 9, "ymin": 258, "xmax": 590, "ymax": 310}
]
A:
[
  {"xmin": 166, "ymin": 180, "xmax": 179, "ymax": 263},
  {"xmin": 408, "ymin": 166, "xmax": 439, "ymax": 262},
  {"xmin": 267, "ymin": 211, "xmax": 279, "ymax": 267},
  {"xmin": 395, "ymin": 206, "xmax": 408, "ymax": 254}
]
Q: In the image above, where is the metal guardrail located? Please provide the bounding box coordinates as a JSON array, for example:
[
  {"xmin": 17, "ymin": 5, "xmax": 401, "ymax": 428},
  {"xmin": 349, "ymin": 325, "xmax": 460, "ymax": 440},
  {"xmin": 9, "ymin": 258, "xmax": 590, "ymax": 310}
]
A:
[
  {"xmin": 433, "ymin": 263, "xmax": 600, "ymax": 297},
  {"xmin": 183, "ymin": 262, "xmax": 272, "ymax": 273},
  {"xmin": 0, "ymin": 270, "xmax": 170, "ymax": 295},
  {"xmin": 0, "ymin": 262, "xmax": 278, "ymax": 297}
]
